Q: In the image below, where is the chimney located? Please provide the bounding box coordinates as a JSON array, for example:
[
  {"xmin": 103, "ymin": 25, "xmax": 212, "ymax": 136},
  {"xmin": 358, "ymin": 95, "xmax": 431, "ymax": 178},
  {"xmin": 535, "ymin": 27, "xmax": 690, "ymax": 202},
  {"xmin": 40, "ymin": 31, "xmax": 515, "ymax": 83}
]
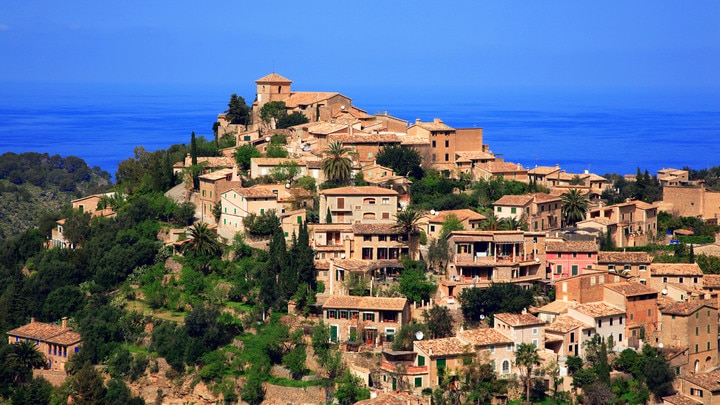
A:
[
  {"xmin": 30, "ymin": 317, "xmax": 35, "ymax": 323},
  {"xmin": 433, "ymin": 118, "xmax": 442, "ymax": 124},
  {"xmin": 62, "ymin": 317, "xmax": 67, "ymax": 328},
  {"xmin": 415, "ymin": 118, "xmax": 421, "ymax": 125}
]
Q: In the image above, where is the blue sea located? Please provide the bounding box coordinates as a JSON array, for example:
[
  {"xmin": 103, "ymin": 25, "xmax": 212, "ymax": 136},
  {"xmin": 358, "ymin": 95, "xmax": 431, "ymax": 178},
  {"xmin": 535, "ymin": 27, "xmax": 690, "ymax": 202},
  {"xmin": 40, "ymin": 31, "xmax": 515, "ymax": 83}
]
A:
[{"xmin": 1, "ymin": 82, "xmax": 718, "ymax": 180}]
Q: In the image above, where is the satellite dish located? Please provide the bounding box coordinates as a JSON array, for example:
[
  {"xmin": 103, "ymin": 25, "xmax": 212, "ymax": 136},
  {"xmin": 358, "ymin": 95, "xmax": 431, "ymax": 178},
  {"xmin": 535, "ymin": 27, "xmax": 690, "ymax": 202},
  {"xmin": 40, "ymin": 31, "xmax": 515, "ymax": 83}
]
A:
[
  {"xmin": 265, "ymin": 137, "xmax": 271, "ymax": 142},
  {"xmin": 535, "ymin": 258, "xmax": 540, "ymax": 262},
  {"xmin": 415, "ymin": 331, "xmax": 424, "ymax": 340},
  {"xmin": 341, "ymin": 253, "xmax": 346, "ymax": 259},
  {"xmin": 430, "ymin": 209, "xmax": 436, "ymax": 215},
  {"xmin": 661, "ymin": 289, "xmax": 668, "ymax": 295},
  {"xmin": 479, "ymin": 315, "xmax": 485, "ymax": 320},
  {"xmin": 658, "ymin": 343, "xmax": 664, "ymax": 348},
  {"xmin": 341, "ymin": 105, "xmax": 346, "ymax": 110}
]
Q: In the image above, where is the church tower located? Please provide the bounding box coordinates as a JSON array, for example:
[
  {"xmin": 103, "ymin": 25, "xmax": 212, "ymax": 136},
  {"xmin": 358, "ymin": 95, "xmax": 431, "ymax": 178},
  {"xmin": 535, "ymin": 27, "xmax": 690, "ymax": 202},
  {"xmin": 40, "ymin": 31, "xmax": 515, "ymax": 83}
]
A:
[{"xmin": 255, "ymin": 73, "xmax": 292, "ymax": 108}]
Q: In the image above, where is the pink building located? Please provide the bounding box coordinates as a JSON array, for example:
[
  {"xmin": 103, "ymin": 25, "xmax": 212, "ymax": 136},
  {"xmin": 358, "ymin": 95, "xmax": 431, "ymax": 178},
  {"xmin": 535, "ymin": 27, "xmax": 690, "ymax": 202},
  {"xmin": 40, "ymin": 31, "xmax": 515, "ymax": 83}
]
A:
[{"xmin": 545, "ymin": 239, "xmax": 598, "ymax": 281}]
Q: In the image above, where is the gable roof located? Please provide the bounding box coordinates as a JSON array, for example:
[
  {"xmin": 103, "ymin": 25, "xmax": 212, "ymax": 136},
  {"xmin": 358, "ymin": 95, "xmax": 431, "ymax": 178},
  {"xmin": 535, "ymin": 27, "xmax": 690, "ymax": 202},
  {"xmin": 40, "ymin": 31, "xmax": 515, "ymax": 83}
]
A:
[
  {"xmin": 536, "ymin": 300, "xmax": 578, "ymax": 315},
  {"xmin": 427, "ymin": 209, "xmax": 486, "ymax": 224},
  {"xmin": 661, "ymin": 300, "xmax": 715, "ymax": 316},
  {"xmin": 679, "ymin": 369, "xmax": 720, "ymax": 392},
  {"xmin": 494, "ymin": 194, "xmax": 534, "ymax": 207},
  {"xmin": 352, "ymin": 223, "xmax": 402, "ymax": 235}
]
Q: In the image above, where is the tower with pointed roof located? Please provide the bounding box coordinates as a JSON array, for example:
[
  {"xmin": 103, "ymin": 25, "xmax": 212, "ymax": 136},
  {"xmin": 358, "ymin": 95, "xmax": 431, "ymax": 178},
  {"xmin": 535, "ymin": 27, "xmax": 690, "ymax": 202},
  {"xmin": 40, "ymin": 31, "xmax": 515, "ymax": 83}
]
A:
[{"xmin": 255, "ymin": 72, "xmax": 292, "ymax": 108}]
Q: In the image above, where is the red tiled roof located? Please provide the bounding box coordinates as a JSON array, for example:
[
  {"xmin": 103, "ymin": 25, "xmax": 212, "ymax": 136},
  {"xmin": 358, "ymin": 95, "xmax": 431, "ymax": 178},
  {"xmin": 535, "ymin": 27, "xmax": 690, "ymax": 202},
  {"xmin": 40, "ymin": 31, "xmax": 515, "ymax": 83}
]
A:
[
  {"xmin": 7, "ymin": 320, "xmax": 82, "ymax": 346},
  {"xmin": 255, "ymin": 73, "xmax": 292, "ymax": 83},
  {"xmin": 415, "ymin": 337, "xmax": 468, "ymax": 357},
  {"xmin": 457, "ymin": 328, "xmax": 513, "ymax": 346},
  {"xmin": 545, "ymin": 315, "xmax": 593, "ymax": 333},
  {"xmin": 597, "ymin": 251, "xmax": 652, "ymax": 264},
  {"xmin": 545, "ymin": 240, "xmax": 598, "ymax": 253},
  {"xmin": 661, "ymin": 300, "xmax": 715, "ymax": 316},
  {"xmin": 572, "ymin": 302, "xmax": 625, "ymax": 318},
  {"xmin": 494, "ymin": 312, "xmax": 544, "ymax": 327},
  {"xmin": 679, "ymin": 369, "xmax": 720, "ymax": 392},
  {"xmin": 604, "ymin": 282, "xmax": 658, "ymax": 297},
  {"xmin": 322, "ymin": 296, "xmax": 407, "ymax": 311},
  {"xmin": 352, "ymin": 223, "xmax": 402, "ymax": 235},
  {"xmin": 650, "ymin": 263, "xmax": 703, "ymax": 276}
]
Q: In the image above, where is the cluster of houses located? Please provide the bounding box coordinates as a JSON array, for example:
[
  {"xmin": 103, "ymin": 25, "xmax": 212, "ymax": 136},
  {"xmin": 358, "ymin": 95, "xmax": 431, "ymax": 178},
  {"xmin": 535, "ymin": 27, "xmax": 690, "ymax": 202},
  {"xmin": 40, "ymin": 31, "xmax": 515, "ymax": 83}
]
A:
[{"xmin": 33, "ymin": 73, "xmax": 720, "ymax": 403}]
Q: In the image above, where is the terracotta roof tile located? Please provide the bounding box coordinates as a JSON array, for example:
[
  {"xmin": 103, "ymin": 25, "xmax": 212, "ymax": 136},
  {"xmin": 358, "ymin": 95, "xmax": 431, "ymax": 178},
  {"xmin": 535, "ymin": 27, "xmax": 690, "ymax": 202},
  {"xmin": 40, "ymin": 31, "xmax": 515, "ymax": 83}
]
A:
[
  {"xmin": 329, "ymin": 134, "xmax": 402, "ymax": 144},
  {"xmin": 494, "ymin": 194, "xmax": 533, "ymax": 206},
  {"xmin": 7, "ymin": 321, "xmax": 82, "ymax": 346},
  {"xmin": 352, "ymin": 223, "xmax": 402, "ymax": 235},
  {"xmin": 236, "ymin": 187, "xmax": 278, "ymax": 199},
  {"xmin": 284, "ymin": 92, "xmax": 341, "ymax": 108},
  {"xmin": 255, "ymin": 73, "xmax": 292, "ymax": 83},
  {"xmin": 661, "ymin": 300, "xmax": 715, "ymax": 316},
  {"xmin": 661, "ymin": 394, "xmax": 702, "ymax": 405},
  {"xmin": 679, "ymin": 369, "xmax": 720, "ymax": 392},
  {"xmin": 411, "ymin": 120, "xmax": 454, "ymax": 132},
  {"xmin": 597, "ymin": 251, "xmax": 652, "ymax": 264},
  {"xmin": 545, "ymin": 315, "xmax": 593, "ymax": 333},
  {"xmin": 427, "ymin": 209, "xmax": 486, "ymax": 224},
  {"xmin": 474, "ymin": 161, "xmax": 527, "ymax": 173},
  {"xmin": 703, "ymin": 274, "xmax": 720, "ymax": 288},
  {"xmin": 545, "ymin": 240, "xmax": 598, "ymax": 253},
  {"xmin": 604, "ymin": 282, "xmax": 659, "ymax": 297},
  {"xmin": 528, "ymin": 166, "xmax": 561, "ymax": 175},
  {"xmin": 457, "ymin": 328, "xmax": 513, "ymax": 346},
  {"xmin": 322, "ymin": 296, "xmax": 408, "ymax": 311},
  {"xmin": 494, "ymin": 312, "xmax": 544, "ymax": 327},
  {"xmin": 650, "ymin": 263, "xmax": 703, "ymax": 276},
  {"xmin": 572, "ymin": 302, "xmax": 625, "ymax": 318},
  {"xmin": 415, "ymin": 337, "xmax": 469, "ymax": 357}
]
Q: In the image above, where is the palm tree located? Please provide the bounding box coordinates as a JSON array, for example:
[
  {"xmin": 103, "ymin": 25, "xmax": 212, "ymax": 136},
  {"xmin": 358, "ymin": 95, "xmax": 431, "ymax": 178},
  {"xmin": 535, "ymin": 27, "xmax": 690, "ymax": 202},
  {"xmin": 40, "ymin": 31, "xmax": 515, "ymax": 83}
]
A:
[
  {"xmin": 499, "ymin": 216, "xmax": 527, "ymax": 231},
  {"xmin": 480, "ymin": 213, "xmax": 501, "ymax": 231},
  {"xmin": 561, "ymin": 188, "xmax": 590, "ymax": 227},
  {"xmin": 515, "ymin": 342, "xmax": 540, "ymax": 403},
  {"xmin": 7, "ymin": 341, "xmax": 47, "ymax": 383},
  {"xmin": 322, "ymin": 141, "xmax": 353, "ymax": 184},
  {"xmin": 183, "ymin": 222, "xmax": 222, "ymax": 258},
  {"xmin": 393, "ymin": 209, "xmax": 424, "ymax": 260}
]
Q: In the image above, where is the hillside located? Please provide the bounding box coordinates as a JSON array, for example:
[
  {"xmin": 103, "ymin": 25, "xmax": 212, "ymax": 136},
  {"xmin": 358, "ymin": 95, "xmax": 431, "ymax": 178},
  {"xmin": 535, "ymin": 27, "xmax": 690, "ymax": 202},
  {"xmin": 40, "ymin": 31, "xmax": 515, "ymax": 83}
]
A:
[{"xmin": 0, "ymin": 152, "xmax": 112, "ymax": 239}]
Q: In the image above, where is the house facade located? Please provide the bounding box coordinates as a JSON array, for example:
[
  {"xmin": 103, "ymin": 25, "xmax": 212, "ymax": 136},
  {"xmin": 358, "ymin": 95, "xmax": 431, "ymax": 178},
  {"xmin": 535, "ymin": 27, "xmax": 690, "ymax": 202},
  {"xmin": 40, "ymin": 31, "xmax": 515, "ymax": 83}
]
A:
[
  {"xmin": 7, "ymin": 317, "xmax": 81, "ymax": 371},
  {"xmin": 322, "ymin": 296, "xmax": 410, "ymax": 346},
  {"xmin": 318, "ymin": 186, "xmax": 398, "ymax": 224},
  {"xmin": 441, "ymin": 231, "xmax": 546, "ymax": 297},
  {"xmin": 545, "ymin": 240, "xmax": 598, "ymax": 281},
  {"xmin": 659, "ymin": 301, "xmax": 718, "ymax": 375},
  {"xmin": 579, "ymin": 200, "xmax": 659, "ymax": 247}
]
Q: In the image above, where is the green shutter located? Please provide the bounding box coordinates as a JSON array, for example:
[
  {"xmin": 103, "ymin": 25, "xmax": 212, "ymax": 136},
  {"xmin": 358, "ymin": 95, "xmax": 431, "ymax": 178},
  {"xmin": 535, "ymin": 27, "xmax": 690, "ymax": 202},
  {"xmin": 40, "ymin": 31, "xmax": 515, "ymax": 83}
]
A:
[
  {"xmin": 414, "ymin": 377, "xmax": 422, "ymax": 387},
  {"xmin": 418, "ymin": 356, "xmax": 425, "ymax": 366},
  {"xmin": 330, "ymin": 325, "xmax": 338, "ymax": 343},
  {"xmin": 437, "ymin": 358, "xmax": 446, "ymax": 368}
]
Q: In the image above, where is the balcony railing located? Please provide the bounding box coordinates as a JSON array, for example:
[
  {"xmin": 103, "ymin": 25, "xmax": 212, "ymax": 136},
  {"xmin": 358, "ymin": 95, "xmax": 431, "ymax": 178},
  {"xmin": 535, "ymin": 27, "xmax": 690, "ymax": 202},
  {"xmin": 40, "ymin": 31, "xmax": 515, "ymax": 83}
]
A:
[{"xmin": 381, "ymin": 361, "xmax": 428, "ymax": 374}]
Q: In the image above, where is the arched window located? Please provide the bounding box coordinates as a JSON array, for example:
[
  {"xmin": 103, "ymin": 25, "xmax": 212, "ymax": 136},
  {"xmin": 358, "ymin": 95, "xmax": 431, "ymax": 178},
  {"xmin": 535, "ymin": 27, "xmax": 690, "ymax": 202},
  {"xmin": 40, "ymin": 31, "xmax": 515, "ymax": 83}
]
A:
[
  {"xmin": 363, "ymin": 198, "xmax": 376, "ymax": 205},
  {"xmin": 501, "ymin": 360, "xmax": 510, "ymax": 374},
  {"xmin": 695, "ymin": 359, "xmax": 700, "ymax": 373},
  {"xmin": 363, "ymin": 212, "xmax": 376, "ymax": 219}
]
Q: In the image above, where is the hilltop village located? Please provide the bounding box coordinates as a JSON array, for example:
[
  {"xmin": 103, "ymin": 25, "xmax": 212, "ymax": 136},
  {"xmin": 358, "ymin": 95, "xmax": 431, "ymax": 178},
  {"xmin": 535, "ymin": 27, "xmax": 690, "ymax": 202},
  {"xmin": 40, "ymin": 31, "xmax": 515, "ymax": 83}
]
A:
[{"xmin": 13, "ymin": 73, "xmax": 720, "ymax": 405}]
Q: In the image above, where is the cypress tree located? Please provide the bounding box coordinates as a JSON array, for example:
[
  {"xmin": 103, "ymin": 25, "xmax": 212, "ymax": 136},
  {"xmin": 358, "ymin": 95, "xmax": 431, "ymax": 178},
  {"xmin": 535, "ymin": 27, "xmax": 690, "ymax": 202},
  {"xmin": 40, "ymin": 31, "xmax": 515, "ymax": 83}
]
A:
[{"xmin": 191, "ymin": 131, "xmax": 199, "ymax": 190}]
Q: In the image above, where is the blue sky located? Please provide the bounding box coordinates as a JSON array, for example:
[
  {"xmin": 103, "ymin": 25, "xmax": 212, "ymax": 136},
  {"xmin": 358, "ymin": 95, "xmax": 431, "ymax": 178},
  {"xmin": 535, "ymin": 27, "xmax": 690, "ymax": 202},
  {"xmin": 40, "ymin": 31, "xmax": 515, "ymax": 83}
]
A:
[{"xmin": 1, "ymin": 1, "xmax": 719, "ymax": 95}]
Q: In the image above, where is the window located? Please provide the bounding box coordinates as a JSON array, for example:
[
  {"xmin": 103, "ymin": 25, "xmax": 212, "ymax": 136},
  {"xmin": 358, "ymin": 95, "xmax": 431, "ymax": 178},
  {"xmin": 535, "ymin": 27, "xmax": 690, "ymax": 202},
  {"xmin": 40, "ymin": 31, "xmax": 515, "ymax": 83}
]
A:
[
  {"xmin": 608, "ymin": 265, "xmax": 615, "ymax": 271},
  {"xmin": 571, "ymin": 265, "xmax": 579, "ymax": 276},
  {"xmin": 696, "ymin": 326, "xmax": 699, "ymax": 336},
  {"xmin": 430, "ymin": 225, "xmax": 435, "ymax": 232},
  {"xmin": 708, "ymin": 342, "xmax": 712, "ymax": 350},
  {"xmin": 696, "ymin": 344, "xmax": 699, "ymax": 353},
  {"xmin": 511, "ymin": 207, "xmax": 517, "ymax": 214},
  {"xmin": 619, "ymin": 316, "xmax": 623, "ymax": 324},
  {"xmin": 506, "ymin": 343, "xmax": 513, "ymax": 351},
  {"xmin": 444, "ymin": 153, "xmax": 449, "ymax": 161},
  {"xmin": 597, "ymin": 319, "xmax": 602, "ymax": 328},
  {"xmin": 501, "ymin": 360, "xmax": 510, "ymax": 374},
  {"xmin": 557, "ymin": 252, "xmax": 562, "ymax": 258},
  {"xmin": 573, "ymin": 252, "xmax": 578, "ymax": 258},
  {"xmin": 489, "ymin": 345, "xmax": 495, "ymax": 353},
  {"xmin": 432, "ymin": 140, "xmax": 436, "ymax": 147},
  {"xmin": 662, "ymin": 277, "xmax": 668, "ymax": 283},
  {"xmin": 414, "ymin": 377, "xmax": 422, "ymax": 387},
  {"xmin": 381, "ymin": 198, "xmax": 390, "ymax": 205},
  {"xmin": 437, "ymin": 358, "xmax": 446, "ymax": 369},
  {"xmin": 418, "ymin": 356, "xmax": 425, "ymax": 366},
  {"xmin": 679, "ymin": 277, "xmax": 684, "ymax": 283},
  {"xmin": 556, "ymin": 265, "xmax": 563, "ymax": 275},
  {"xmin": 648, "ymin": 309, "xmax": 652, "ymax": 317},
  {"xmin": 619, "ymin": 333, "xmax": 623, "ymax": 342},
  {"xmin": 570, "ymin": 332, "xmax": 575, "ymax": 343},
  {"xmin": 639, "ymin": 265, "xmax": 646, "ymax": 272},
  {"xmin": 363, "ymin": 313, "xmax": 375, "ymax": 321},
  {"xmin": 445, "ymin": 140, "xmax": 449, "ymax": 147},
  {"xmin": 497, "ymin": 206, "xmax": 502, "ymax": 212},
  {"xmin": 610, "ymin": 318, "xmax": 613, "ymax": 326}
]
